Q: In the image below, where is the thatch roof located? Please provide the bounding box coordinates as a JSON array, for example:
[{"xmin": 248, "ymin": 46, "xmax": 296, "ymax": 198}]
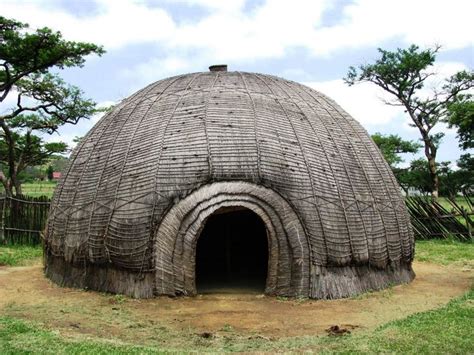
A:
[{"xmin": 45, "ymin": 69, "xmax": 414, "ymax": 299}]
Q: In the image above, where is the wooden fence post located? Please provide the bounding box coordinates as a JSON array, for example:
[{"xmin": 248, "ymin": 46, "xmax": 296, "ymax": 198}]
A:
[{"xmin": 0, "ymin": 196, "xmax": 6, "ymax": 244}]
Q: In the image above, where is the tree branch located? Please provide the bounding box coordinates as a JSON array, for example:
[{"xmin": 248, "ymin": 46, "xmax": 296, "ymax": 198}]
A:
[
  {"xmin": 16, "ymin": 128, "xmax": 31, "ymax": 173},
  {"xmin": 0, "ymin": 63, "xmax": 12, "ymax": 102}
]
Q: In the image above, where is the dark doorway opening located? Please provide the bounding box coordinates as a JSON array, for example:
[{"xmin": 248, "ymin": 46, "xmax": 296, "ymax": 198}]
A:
[{"xmin": 196, "ymin": 207, "xmax": 268, "ymax": 294}]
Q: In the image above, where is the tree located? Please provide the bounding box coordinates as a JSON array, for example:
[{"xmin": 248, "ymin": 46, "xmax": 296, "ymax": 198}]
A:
[
  {"xmin": 49, "ymin": 156, "xmax": 69, "ymax": 173},
  {"xmin": 447, "ymin": 98, "xmax": 474, "ymax": 150},
  {"xmin": 437, "ymin": 161, "xmax": 458, "ymax": 198},
  {"xmin": 395, "ymin": 159, "xmax": 431, "ymax": 195},
  {"xmin": 0, "ymin": 16, "xmax": 104, "ymax": 195},
  {"xmin": 371, "ymin": 133, "xmax": 421, "ymax": 168},
  {"xmin": 345, "ymin": 45, "xmax": 474, "ymax": 198},
  {"xmin": 0, "ymin": 116, "xmax": 68, "ymax": 194},
  {"xmin": 453, "ymin": 153, "xmax": 474, "ymax": 195},
  {"xmin": 437, "ymin": 155, "xmax": 474, "ymax": 197},
  {"xmin": 0, "ymin": 116, "xmax": 68, "ymax": 193},
  {"xmin": 46, "ymin": 165, "xmax": 54, "ymax": 181},
  {"xmin": 396, "ymin": 156, "xmax": 472, "ymax": 197}
]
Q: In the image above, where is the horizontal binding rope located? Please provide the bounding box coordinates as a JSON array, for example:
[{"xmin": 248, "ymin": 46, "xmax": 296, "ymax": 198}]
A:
[{"xmin": 43, "ymin": 70, "xmax": 415, "ymax": 299}]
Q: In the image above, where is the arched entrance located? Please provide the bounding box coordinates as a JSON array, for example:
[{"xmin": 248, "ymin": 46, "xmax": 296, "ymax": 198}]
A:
[
  {"xmin": 154, "ymin": 182, "xmax": 311, "ymax": 297},
  {"xmin": 196, "ymin": 207, "xmax": 268, "ymax": 293}
]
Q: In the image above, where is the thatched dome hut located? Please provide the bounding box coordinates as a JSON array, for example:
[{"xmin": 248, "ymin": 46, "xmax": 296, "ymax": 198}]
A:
[{"xmin": 44, "ymin": 65, "xmax": 415, "ymax": 299}]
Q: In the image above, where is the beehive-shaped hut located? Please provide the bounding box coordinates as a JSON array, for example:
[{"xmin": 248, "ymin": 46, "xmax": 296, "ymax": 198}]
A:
[{"xmin": 44, "ymin": 65, "xmax": 415, "ymax": 299}]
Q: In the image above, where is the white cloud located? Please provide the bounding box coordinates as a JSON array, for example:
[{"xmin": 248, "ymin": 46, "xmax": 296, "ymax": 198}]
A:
[
  {"xmin": 306, "ymin": 79, "xmax": 404, "ymax": 126},
  {"xmin": 305, "ymin": 61, "xmax": 470, "ymax": 128},
  {"xmin": 166, "ymin": 0, "xmax": 331, "ymax": 61},
  {"xmin": 309, "ymin": 0, "xmax": 474, "ymax": 55},
  {"xmin": 0, "ymin": 89, "xmax": 20, "ymax": 116},
  {"xmin": 1, "ymin": 0, "xmax": 176, "ymax": 49},
  {"xmin": 120, "ymin": 56, "xmax": 194, "ymax": 90},
  {"xmin": 424, "ymin": 61, "xmax": 470, "ymax": 92},
  {"xmin": 164, "ymin": 0, "xmax": 246, "ymax": 12},
  {"xmin": 2, "ymin": 0, "xmax": 472, "ymax": 85}
]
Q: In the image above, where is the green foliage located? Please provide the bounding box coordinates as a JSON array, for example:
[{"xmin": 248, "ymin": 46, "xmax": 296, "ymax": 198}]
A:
[
  {"xmin": 46, "ymin": 165, "xmax": 54, "ymax": 181},
  {"xmin": 437, "ymin": 161, "xmax": 459, "ymax": 198},
  {"xmin": 0, "ymin": 245, "xmax": 42, "ymax": 266},
  {"xmin": 447, "ymin": 98, "xmax": 474, "ymax": 150},
  {"xmin": 395, "ymin": 158, "xmax": 432, "ymax": 194},
  {"xmin": 0, "ymin": 16, "xmax": 103, "ymax": 123},
  {"xmin": 49, "ymin": 156, "xmax": 69, "ymax": 172},
  {"xmin": 345, "ymin": 45, "xmax": 438, "ymax": 97},
  {"xmin": 438, "ymin": 156, "xmax": 473, "ymax": 197},
  {"xmin": 371, "ymin": 132, "xmax": 421, "ymax": 167},
  {"xmin": 0, "ymin": 16, "xmax": 104, "ymax": 196},
  {"xmin": 0, "ymin": 16, "xmax": 104, "ymax": 108},
  {"xmin": 345, "ymin": 44, "xmax": 474, "ymax": 197},
  {"xmin": 0, "ymin": 122, "xmax": 68, "ymax": 168},
  {"xmin": 72, "ymin": 135, "xmax": 83, "ymax": 144},
  {"xmin": 396, "ymin": 156, "xmax": 473, "ymax": 196}
]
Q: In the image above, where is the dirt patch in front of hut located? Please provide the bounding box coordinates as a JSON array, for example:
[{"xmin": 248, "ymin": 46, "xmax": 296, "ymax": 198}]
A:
[{"xmin": 0, "ymin": 261, "xmax": 471, "ymax": 342}]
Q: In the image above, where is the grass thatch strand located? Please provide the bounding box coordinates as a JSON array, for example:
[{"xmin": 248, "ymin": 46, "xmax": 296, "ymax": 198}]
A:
[{"xmin": 44, "ymin": 71, "xmax": 415, "ymax": 298}]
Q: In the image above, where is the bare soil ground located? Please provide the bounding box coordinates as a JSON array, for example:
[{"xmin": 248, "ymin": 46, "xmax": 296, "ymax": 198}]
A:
[{"xmin": 0, "ymin": 261, "xmax": 472, "ymax": 342}]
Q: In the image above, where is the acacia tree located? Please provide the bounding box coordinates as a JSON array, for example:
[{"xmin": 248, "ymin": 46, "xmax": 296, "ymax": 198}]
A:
[
  {"xmin": 0, "ymin": 16, "xmax": 104, "ymax": 195},
  {"xmin": 371, "ymin": 133, "xmax": 421, "ymax": 168},
  {"xmin": 345, "ymin": 45, "xmax": 474, "ymax": 198}
]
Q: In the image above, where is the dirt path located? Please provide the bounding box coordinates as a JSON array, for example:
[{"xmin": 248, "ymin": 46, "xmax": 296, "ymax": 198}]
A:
[{"xmin": 0, "ymin": 261, "xmax": 472, "ymax": 340}]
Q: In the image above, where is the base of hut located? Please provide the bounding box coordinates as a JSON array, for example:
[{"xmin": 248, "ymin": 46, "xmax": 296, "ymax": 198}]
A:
[
  {"xmin": 310, "ymin": 261, "xmax": 415, "ymax": 299},
  {"xmin": 45, "ymin": 252, "xmax": 415, "ymax": 299},
  {"xmin": 44, "ymin": 254, "xmax": 155, "ymax": 298}
]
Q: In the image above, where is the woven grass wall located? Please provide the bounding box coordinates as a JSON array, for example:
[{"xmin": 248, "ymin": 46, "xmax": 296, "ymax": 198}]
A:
[{"xmin": 44, "ymin": 70, "xmax": 414, "ymax": 299}]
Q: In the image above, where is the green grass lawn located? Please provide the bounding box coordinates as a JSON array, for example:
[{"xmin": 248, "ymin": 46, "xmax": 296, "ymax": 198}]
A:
[
  {"xmin": 0, "ymin": 240, "xmax": 472, "ymax": 353},
  {"xmin": 0, "ymin": 244, "xmax": 43, "ymax": 266},
  {"xmin": 20, "ymin": 181, "xmax": 57, "ymax": 198},
  {"xmin": 0, "ymin": 288, "xmax": 472, "ymax": 353},
  {"xmin": 416, "ymin": 239, "xmax": 474, "ymax": 268},
  {"xmin": 0, "ymin": 181, "xmax": 57, "ymax": 198},
  {"xmin": 437, "ymin": 196, "xmax": 472, "ymax": 212}
]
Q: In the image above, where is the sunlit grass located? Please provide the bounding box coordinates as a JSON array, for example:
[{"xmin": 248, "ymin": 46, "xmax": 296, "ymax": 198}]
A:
[
  {"xmin": 0, "ymin": 240, "xmax": 472, "ymax": 353},
  {"xmin": 0, "ymin": 245, "xmax": 42, "ymax": 266},
  {"xmin": 415, "ymin": 239, "xmax": 474, "ymax": 269},
  {"xmin": 21, "ymin": 181, "xmax": 57, "ymax": 198},
  {"xmin": 0, "ymin": 288, "xmax": 472, "ymax": 353}
]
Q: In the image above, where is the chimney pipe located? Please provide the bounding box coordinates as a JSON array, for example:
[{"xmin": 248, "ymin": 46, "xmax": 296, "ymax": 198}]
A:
[{"xmin": 209, "ymin": 64, "xmax": 228, "ymax": 72}]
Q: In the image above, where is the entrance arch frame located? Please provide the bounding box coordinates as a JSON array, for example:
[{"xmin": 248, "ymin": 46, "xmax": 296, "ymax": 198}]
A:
[{"xmin": 153, "ymin": 181, "xmax": 311, "ymax": 296}]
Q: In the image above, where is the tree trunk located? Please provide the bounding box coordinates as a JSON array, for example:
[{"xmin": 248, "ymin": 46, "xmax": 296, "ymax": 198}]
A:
[
  {"xmin": 424, "ymin": 139, "xmax": 439, "ymax": 199},
  {"xmin": 0, "ymin": 172, "xmax": 11, "ymax": 196},
  {"xmin": 4, "ymin": 185, "xmax": 13, "ymax": 197},
  {"xmin": 2, "ymin": 179, "xmax": 13, "ymax": 197},
  {"xmin": 429, "ymin": 163, "xmax": 439, "ymax": 198},
  {"xmin": 13, "ymin": 178, "xmax": 22, "ymax": 196},
  {"xmin": 0, "ymin": 175, "xmax": 18, "ymax": 197},
  {"xmin": 0, "ymin": 121, "xmax": 19, "ymax": 196}
]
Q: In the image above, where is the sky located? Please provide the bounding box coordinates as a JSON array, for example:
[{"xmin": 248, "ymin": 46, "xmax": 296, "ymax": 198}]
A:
[{"xmin": 1, "ymin": 0, "xmax": 473, "ymax": 167}]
